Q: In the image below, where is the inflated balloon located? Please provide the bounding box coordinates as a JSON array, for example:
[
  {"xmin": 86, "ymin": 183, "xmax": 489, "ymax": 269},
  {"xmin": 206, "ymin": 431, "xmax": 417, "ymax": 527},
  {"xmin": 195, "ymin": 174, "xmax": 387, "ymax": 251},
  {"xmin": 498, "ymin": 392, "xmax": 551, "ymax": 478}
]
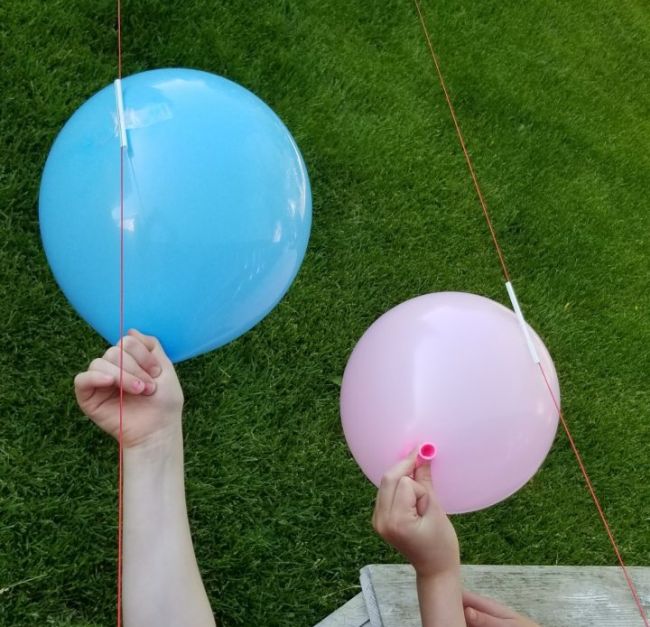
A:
[
  {"xmin": 40, "ymin": 68, "xmax": 311, "ymax": 362},
  {"xmin": 340, "ymin": 292, "xmax": 560, "ymax": 514}
]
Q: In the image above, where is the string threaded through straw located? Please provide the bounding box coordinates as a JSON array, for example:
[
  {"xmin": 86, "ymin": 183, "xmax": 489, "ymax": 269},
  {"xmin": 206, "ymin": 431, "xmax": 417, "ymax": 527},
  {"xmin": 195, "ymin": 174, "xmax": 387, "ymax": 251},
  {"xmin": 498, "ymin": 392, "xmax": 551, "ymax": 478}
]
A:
[{"xmin": 412, "ymin": 1, "xmax": 649, "ymax": 623}]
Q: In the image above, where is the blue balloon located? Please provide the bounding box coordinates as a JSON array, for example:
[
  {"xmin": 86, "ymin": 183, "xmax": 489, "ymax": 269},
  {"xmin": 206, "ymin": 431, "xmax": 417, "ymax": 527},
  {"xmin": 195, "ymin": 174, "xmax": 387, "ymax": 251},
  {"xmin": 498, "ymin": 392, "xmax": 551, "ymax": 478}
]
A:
[{"xmin": 40, "ymin": 68, "xmax": 311, "ymax": 362}]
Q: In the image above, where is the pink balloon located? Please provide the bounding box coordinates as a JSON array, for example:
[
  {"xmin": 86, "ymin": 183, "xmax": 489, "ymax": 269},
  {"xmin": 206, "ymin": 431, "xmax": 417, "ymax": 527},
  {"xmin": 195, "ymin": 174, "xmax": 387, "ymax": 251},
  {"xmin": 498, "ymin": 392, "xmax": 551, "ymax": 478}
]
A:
[{"xmin": 340, "ymin": 292, "xmax": 560, "ymax": 514}]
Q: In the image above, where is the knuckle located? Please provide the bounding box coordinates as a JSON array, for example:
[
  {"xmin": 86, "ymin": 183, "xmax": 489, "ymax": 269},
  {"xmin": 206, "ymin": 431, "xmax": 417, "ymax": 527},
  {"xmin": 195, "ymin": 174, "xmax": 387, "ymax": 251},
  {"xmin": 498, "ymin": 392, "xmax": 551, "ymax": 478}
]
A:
[
  {"xmin": 469, "ymin": 611, "xmax": 483, "ymax": 626},
  {"xmin": 121, "ymin": 335, "xmax": 136, "ymax": 350}
]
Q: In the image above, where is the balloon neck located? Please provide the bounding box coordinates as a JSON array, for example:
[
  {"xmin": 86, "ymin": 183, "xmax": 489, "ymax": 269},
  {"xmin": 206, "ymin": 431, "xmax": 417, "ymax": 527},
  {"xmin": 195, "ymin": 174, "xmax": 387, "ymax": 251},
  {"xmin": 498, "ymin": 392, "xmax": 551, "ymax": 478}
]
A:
[{"xmin": 417, "ymin": 442, "xmax": 437, "ymax": 463}]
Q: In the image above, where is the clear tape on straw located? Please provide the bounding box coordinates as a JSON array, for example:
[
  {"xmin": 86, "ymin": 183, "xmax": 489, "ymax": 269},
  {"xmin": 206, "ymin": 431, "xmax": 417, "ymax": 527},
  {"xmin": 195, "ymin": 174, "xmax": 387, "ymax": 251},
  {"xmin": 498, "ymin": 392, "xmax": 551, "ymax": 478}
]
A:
[
  {"xmin": 505, "ymin": 281, "xmax": 540, "ymax": 364},
  {"xmin": 114, "ymin": 78, "xmax": 128, "ymax": 148}
]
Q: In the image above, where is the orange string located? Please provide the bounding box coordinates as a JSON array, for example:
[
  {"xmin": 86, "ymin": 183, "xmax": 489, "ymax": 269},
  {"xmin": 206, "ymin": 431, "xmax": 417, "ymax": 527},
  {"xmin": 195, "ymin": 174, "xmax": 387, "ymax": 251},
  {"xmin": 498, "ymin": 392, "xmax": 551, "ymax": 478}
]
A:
[
  {"xmin": 413, "ymin": 1, "xmax": 649, "ymax": 624},
  {"xmin": 538, "ymin": 363, "xmax": 649, "ymax": 624},
  {"xmin": 413, "ymin": 0, "xmax": 510, "ymax": 283}
]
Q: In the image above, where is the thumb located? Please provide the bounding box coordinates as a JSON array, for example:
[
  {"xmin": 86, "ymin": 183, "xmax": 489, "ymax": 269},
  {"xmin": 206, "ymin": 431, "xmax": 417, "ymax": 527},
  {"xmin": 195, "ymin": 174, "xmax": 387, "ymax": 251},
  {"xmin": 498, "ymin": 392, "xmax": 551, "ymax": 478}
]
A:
[
  {"xmin": 412, "ymin": 462, "xmax": 435, "ymax": 516},
  {"xmin": 465, "ymin": 607, "xmax": 503, "ymax": 627},
  {"xmin": 413, "ymin": 460, "xmax": 433, "ymax": 491}
]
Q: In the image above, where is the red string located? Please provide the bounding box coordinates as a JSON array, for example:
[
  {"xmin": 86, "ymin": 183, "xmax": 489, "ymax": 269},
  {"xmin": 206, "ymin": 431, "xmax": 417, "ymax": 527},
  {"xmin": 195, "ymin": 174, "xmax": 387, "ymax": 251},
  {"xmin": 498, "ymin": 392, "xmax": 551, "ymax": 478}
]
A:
[
  {"xmin": 413, "ymin": 1, "xmax": 649, "ymax": 624},
  {"xmin": 538, "ymin": 363, "xmax": 650, "ymax": 624},
  {"xmin": 413, "ymin": 0, "xmax": 509, "ymax": 284},
  {"xmin": 117, "ymin": 0, "xmax": 122, "ymax": 81},
  {"xmin": 116, "ymin": 1, "xmax": 124, "ymax": 626}
]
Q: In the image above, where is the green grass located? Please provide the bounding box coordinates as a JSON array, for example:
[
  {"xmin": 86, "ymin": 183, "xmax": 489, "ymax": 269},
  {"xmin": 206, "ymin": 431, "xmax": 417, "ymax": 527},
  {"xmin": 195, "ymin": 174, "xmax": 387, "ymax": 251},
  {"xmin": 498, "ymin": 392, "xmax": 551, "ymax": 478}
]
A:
[{"xmin": 1, "ymin": 0, "xmax": 649, "ymax": 625}]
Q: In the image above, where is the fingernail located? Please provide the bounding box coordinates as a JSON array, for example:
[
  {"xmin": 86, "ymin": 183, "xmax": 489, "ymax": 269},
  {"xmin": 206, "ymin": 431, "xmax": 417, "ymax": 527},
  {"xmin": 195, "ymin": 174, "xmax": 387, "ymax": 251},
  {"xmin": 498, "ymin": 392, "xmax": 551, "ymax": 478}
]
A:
[
  {"xmin": 144, "ymin": 381, "xmax": 156, "ymax": 395},
  {"xmin": 132, "ymin": 379, "xmax": 144, "ymax": 392},
  {"xmin": 150, "ymin": 366, "xmax": 162, "ymax": 378}
]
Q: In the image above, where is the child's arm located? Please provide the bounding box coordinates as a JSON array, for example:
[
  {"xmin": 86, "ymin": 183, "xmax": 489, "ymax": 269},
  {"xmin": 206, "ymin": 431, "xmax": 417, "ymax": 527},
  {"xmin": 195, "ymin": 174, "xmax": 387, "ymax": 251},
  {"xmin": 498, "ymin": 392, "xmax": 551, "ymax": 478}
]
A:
[
  {"xmin": 372, "ymin": 452, "xmax": 540, "ymax": 627},
  {"xmin": 372, "ymin": 450, "xmax": 465, "ymax": 627},
  {"xmin": 74, "ymin": 329, "xmax": 215, "ymax": 627}
]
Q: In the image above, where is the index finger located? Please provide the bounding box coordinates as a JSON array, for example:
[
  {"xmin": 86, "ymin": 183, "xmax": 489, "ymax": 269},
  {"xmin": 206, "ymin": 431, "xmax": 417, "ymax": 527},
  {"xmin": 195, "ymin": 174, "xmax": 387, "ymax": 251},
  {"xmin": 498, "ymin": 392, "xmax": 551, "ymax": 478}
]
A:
[
  {"xmin": 374, "ymin": 449, "xmax": 419, "ymax": 520},
  {"xmin": 127, "ymin": 328, "xmax": 158, "ymax": 351},
  {"xmin": 462, "ymin": 590, "xmax": 517, "ymax": 619},
  {"xmin": 392, "ymin": 475, "xmax": 428, "ymax": 519},
  {"xmin": 119, "ymin": 335, "xmax": 160, "ymax": 376},
  {"xmin": 127, "ymin": 328, "xmax": 173, "ymax": 364},
  {"xmin": 74, "ymin": 370, "xmax": 114, "ymax": 404}
]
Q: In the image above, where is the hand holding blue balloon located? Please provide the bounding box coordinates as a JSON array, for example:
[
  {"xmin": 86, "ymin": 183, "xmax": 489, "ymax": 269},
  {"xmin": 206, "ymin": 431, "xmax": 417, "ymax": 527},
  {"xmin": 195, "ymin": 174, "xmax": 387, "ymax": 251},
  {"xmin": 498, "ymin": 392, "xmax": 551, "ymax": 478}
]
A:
[{"xmin": 40, "ymin": 68, "xmax": 311, "ymax": 361}]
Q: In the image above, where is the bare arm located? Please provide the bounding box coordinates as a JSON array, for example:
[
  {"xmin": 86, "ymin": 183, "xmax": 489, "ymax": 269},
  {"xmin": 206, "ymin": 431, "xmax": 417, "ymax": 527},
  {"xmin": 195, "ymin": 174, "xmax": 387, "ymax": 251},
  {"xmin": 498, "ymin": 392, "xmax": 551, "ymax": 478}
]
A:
[
  {"xmin": 75, "ymin": 330, "xmax": 215, "ymax": 627},
  {"xmin": 372, "ymin": 450, "xmax": 466, "ymax": 627},
  {"xmin": 122, "ymin": 427, "xmax": 215, "ymax": 626}
]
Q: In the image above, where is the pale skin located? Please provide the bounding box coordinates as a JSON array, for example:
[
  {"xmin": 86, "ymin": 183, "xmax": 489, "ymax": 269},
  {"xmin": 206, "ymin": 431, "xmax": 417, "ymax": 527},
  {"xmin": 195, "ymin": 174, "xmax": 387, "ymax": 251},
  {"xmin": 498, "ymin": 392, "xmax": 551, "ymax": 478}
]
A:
[
  {"xmin": 372, "ymin": 453, "xmax": 541, "ymax": 627},
  {"xmin": 76, "ymin": 331, "xmax": 539, "ymax": 626},
  {"xmin": 74, "ymin": 329, "xmax": 215, "ymax": 627}
]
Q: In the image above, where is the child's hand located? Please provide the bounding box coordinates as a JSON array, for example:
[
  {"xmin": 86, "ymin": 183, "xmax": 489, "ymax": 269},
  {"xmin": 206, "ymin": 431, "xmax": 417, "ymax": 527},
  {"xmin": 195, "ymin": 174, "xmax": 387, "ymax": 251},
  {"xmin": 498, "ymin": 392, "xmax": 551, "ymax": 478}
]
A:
[
  {"xmin": 74, "ymin": 329, "xmax": 184, "ymax": 448},
  {"xmin": 372, "ymin": 449, "xmax": 460, "ymax": 578},
  {"xmin": 463, "ymin": 590, "xmax": 541, "ymax": 627}
]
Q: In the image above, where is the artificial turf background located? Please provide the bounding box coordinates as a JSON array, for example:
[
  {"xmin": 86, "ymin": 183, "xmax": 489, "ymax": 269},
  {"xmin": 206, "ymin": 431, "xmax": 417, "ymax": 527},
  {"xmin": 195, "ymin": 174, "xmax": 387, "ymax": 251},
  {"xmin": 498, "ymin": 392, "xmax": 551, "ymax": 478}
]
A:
[{"xmin": 1, "ymin": 1, "xmax": 649, "ymax": 625}]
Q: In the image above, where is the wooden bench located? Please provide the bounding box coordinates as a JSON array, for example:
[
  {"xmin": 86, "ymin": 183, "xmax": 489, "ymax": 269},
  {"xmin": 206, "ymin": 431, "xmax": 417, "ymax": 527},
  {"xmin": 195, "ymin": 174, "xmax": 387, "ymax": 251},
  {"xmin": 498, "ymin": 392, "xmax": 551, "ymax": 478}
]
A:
[{"xmin": 315, "ymin": 565, "xmax": 650, "ymax": 626}]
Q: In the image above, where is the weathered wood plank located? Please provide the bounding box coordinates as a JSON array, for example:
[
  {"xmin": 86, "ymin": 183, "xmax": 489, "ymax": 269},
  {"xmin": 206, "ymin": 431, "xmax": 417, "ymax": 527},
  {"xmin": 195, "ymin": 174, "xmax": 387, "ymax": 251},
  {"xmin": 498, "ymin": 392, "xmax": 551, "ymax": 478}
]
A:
[
  {"xmin": 360, "ymin": 568, "xmax": 382, "ymax": 627},
  {"xmin": 361, "ymin": 564, "xmax": 650, "ymax": 627},
  {"xmin": 314, "ymin": 592, "xmax": 370, "ymax": 627}
]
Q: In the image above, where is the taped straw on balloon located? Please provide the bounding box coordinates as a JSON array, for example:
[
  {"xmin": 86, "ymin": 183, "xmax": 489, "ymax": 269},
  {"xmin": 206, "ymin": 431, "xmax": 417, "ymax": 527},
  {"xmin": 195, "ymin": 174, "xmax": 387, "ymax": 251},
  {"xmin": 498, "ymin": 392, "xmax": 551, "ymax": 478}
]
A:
[
  {"xmin": 413, "ymin": 4, "xmax": 650, "ymax": 624},
  {"xmin": 505, "ymin": 281, "xmax": 540, "ymax": 364},
  {"xmin": 114, "ymin": 79, "xmax": 128, "ymax": 149}
]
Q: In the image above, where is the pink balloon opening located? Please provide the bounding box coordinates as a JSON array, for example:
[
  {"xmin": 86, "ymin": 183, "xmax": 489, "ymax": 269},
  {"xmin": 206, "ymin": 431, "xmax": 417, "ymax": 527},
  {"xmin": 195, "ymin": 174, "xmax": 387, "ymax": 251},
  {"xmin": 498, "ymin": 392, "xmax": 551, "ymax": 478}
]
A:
[{"xmin": 418, "ymin": 442, "xmax": 437, "ymax": 461}]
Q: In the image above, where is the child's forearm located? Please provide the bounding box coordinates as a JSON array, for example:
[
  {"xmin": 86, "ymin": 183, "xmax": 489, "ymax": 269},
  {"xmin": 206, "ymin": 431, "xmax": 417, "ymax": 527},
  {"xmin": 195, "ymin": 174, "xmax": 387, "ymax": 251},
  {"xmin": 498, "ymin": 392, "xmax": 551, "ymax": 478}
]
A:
[
  {"xmin": 122, "ymin": 424, "xmax": 215, "ymax": 627},
  {"xmin": 416, "ymin": 568, "xmax": 466, "ymax": 627}
]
